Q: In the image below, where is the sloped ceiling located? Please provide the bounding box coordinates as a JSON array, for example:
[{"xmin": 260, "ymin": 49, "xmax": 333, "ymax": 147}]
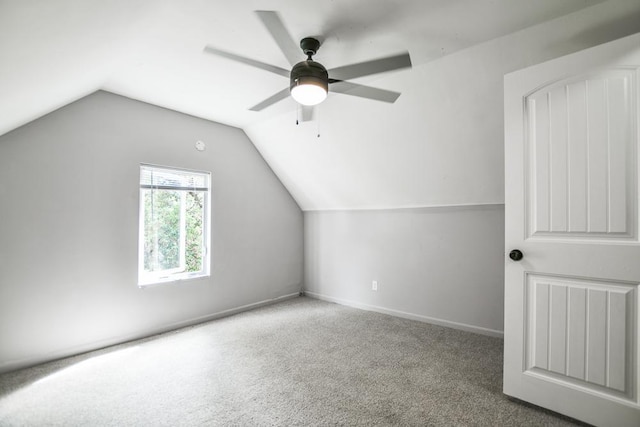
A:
[{"xmin": 4, "ymin": 0, "xmax": 637, "ymax": 210}]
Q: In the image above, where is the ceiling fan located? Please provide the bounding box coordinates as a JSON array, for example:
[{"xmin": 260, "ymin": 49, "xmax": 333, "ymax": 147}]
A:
[{"xmin": 203, "ymin": 10, "xmax": 412, "ymax": 118}]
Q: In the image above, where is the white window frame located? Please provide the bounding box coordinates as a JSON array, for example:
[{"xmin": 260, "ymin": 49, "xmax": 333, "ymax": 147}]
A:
[{"xmin": 138, "ymin": 164, "xmax": 211, "ymax": 286}]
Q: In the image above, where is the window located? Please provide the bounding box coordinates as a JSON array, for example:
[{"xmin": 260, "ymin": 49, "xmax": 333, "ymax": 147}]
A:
[{"xmin": 138, "ymin": 164, "xmax": 210, "ymax": 286}]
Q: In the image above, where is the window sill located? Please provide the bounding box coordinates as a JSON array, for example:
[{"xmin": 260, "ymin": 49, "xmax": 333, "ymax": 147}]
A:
[{"xmin": 138, "ymin": 274, "xmax": 210, "ymax": 288}]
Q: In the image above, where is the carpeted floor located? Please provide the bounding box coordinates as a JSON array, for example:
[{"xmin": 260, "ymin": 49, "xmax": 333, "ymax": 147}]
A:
[{"xmin": 0, "ymin": 297, "xmax": 585, "ymax": 426}]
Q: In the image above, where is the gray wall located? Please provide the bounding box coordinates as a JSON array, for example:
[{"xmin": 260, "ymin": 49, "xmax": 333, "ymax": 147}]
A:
[
  {"xmin": 0, "ymin": 91, "xmax": 303, "ymax": 372},
  {"xmin": 301, "ymin": 4, "xmax": 640, "ymax": 338},
  {"xmin": 304, "ymin": 205, "xmax": 505, "ymax": 336}
]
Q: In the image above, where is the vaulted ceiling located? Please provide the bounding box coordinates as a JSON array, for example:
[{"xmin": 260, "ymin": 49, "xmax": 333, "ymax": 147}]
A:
[{"xmin": 3, "ymin": 0, "xmax": 638, "ymax": 210}]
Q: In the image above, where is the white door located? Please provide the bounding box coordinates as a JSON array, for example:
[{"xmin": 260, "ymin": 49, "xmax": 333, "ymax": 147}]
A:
[{"xmin": 504, "ymin": 33, "xmax": 640, "ymax": 427}]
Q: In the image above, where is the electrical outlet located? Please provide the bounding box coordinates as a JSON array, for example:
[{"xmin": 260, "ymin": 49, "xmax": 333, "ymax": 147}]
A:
[{"xmin": 372, "ymin": 280, "xmax": 378, "ymax": 291}]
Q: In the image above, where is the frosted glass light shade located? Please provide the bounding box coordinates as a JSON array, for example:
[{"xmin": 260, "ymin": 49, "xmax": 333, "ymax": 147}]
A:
[{"xmin": 291, "ymin": 81, "xmax": 327, "ymax": 106}]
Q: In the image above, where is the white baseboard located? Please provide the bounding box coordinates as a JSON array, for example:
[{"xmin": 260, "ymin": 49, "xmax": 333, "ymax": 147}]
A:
[
  {"xmin": 0, "ymin": 292, "xmax": 300, "ymax": 374},
  {"xmin": 160, "ymin": 292, "xmax": 300, "ymax": 331},
  {"xmin": 304, "ymin": 291, "xmax": 504, "ymax": 338}
]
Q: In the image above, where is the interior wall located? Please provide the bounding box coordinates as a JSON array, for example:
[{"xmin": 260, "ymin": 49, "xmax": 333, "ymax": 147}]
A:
[
  {"xmin": 0, "ymin": 91, "xmax": 303, "ymax": 373},
  {"xmin": 304, "ymin": 205, "xmax": 505, "ymax": 336},
  {"xmin": 301, "ymin": 2, "xmax": 640, "ymax": 335},
  {"xmin": 246, "ymin": 0, "xmax": 640, "ymax": 212}
]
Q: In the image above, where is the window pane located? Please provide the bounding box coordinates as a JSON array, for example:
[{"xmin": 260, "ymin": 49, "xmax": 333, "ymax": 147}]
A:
[{"xmin": 143, "ymin": 189, "xmax": 183, "ymax": 272}]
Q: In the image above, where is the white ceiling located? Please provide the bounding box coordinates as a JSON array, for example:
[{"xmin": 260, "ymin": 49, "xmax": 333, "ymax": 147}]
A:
[{"xmin": 4, "ymin": 0, "xmax": 634, "ymax": 210}]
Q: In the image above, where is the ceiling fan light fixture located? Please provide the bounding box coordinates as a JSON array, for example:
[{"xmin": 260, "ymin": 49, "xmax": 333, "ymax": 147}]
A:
[
  {"xmin": 291, "ymin": 76, "xmax": 328, "ymax": 106},
  {"xmin": 290, "ymin": 57, "xmax": 329, "ymax": 106}
]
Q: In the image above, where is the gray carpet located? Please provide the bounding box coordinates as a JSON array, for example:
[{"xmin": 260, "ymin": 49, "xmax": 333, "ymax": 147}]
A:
[{"xmin": 0, "ymin": 297, "xmax": 585, "ymax": 426}]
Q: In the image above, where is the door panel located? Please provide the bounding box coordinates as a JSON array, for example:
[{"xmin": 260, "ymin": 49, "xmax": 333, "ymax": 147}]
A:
[
  {"xmin": 525, "ymin": 274, "xmax": 636, "ymax": 400},
  {"xmin": 525, "ymin": 69, "xmax": 637, "ymax": 240},
  {"xmin": 504, "ymin": 32, "xmax": 640, "ymax": 427}
]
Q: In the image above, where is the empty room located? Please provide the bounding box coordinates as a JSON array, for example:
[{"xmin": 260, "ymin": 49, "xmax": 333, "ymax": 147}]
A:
[{"xmin": 1, "ymin": 1, "xmax": 639, "ymax": 425}]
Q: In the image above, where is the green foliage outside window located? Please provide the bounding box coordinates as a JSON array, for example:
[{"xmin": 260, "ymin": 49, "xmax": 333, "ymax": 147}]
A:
[
  {"xmin": 185, "ymin": 191, "xmax": 204, "ymax": 272},
  {"xmin": 143, "ymin": 189, "xmax": 204, "ymax": 274}
]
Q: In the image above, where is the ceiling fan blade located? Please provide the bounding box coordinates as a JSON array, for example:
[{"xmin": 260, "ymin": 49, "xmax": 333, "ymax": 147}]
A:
[
  {"xmin": 255, "ymin": 11, "xmax": 301, "ymax": 66},
  {"xmin": 249, "ymin": 87, "xmax": 291, "ymax": 111},
  {"xmin": 329, "ymin": 80, "xmax": 401, "ymax": 103},
  {"xmin": 328, "ymin": 52, "xmax": 411, "ymax": 81},
  {"xmin": 203, "ymin": 45, "xmax": 289, "ymax": 78},
  {"xmin": 300, "ymin": 105, "xmax": 315, "ymax": 122}
]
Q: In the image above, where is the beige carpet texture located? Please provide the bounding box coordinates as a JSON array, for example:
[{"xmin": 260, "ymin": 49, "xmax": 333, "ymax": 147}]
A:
[{"xmin": 0, "ymin": 297, "xmax": 586, "ymax": 426}]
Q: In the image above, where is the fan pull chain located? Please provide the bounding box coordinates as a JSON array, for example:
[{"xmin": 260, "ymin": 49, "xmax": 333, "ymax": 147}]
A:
[{"xmin": 293, "ymin": 104, "xmax": 321, "ymax": 138}]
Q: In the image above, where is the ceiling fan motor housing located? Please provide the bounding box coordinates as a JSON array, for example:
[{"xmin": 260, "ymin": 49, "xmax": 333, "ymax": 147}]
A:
[{"xmin": 290, "ymin": 60, "xmax": 329, "ymax": 94}]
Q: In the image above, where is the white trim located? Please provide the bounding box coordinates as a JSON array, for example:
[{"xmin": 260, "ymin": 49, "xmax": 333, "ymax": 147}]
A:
[
  {"xmin": 0, "ymin": 293, "xmax": 300, "ymax": 374},
  {"xmin": 304, "ymin": 291, "xmax": 504, "ymax": 338},
  {"xmin": 303, "ymin": 202, "xmax": 505, "ymax": 213}
]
